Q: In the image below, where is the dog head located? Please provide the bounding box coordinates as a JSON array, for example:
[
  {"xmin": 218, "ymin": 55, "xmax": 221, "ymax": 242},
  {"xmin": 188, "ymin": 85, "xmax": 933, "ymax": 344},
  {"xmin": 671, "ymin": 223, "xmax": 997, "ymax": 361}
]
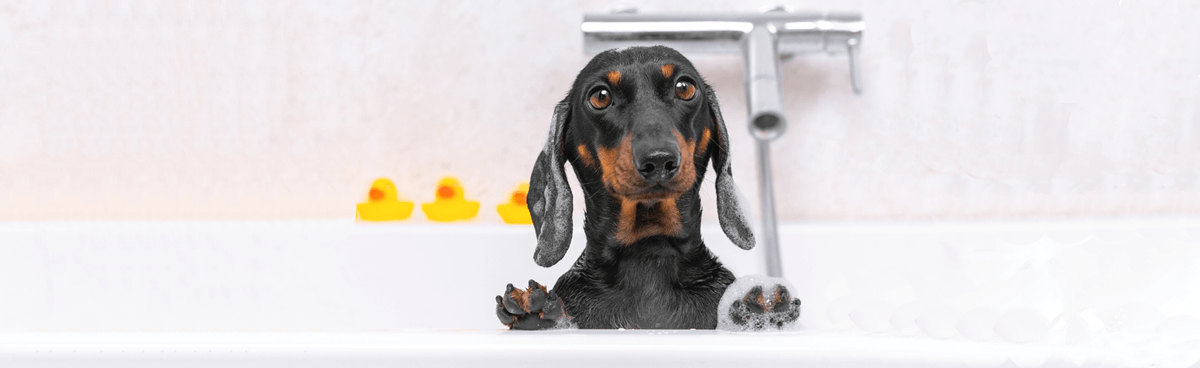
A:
[{"xmin": 527, "ymin": 46, "xmax": 755, "ymax": 267}]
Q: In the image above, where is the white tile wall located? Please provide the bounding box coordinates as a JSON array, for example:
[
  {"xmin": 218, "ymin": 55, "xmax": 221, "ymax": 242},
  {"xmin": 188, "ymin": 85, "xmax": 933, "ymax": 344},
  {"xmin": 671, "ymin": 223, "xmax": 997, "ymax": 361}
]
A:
[{"xmin": 0, "ymin": 1, "xmax": 1197, "ymax": 221}]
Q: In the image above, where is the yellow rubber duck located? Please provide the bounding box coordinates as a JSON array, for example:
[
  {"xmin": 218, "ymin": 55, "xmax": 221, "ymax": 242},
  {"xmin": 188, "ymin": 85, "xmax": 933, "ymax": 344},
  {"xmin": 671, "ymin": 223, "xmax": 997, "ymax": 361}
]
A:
[
  {"xmin": 422, "ymin": 177, "xmax": 480, "ymax": 222},
  {"xmin": 356, "ymin": 178, "xmax": 414, "ymax": 221},
  {"xmin": 497, "ymin": 182, "xmax": 533, "ymax": 225}
]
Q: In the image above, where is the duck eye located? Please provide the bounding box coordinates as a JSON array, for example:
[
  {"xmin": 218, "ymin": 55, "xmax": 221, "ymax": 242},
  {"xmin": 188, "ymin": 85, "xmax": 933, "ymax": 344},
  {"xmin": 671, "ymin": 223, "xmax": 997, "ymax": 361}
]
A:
[
  {"xmin": 589, "ymin": 89, "xmax": 612, "ymax": 109},
  {"xmin": 675, "ymin": 81, "xmax": 696, "ymax": 100}
]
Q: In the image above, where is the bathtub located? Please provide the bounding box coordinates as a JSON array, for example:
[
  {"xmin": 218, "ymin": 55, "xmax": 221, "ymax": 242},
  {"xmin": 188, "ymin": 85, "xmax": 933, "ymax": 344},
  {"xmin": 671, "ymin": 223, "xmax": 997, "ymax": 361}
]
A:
[{"xmin": 1, "ymin": 219, "xmax": 1198, "ymax": 367}]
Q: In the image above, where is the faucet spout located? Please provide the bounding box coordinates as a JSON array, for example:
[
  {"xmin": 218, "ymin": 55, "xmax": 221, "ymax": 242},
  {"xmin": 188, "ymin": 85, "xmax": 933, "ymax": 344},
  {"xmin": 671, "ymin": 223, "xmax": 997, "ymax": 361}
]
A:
[
  {"xmin": 742, "ymin": 25, "xmax": 788, "ymax": 278},
  {"xmin": 744, "ymin": 24, "xmax": 788, "ymax": 141}
]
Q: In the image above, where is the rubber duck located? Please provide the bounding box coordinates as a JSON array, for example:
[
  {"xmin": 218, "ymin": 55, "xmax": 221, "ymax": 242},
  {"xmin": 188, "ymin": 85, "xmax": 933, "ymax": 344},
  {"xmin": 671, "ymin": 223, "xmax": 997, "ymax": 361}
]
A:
[
  {"xmin": 422, "ymin": 177, "xmax": 480, "ymax": 222},
  {"xmin": 497, "ymin": 182, "xmax": 533, "ymax": 225},
  {"xmin": 356, "ymin": 178, "xmax": 414, "ymax": 221}
]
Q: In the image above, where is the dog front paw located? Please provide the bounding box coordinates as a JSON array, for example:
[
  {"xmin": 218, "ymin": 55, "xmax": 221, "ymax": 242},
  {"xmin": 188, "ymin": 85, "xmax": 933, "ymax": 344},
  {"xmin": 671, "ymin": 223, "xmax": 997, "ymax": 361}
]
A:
[
  {"xmin": 717, "ymin": 275, "xmax": 802, "ymax": 331},
  {"xmin": 727, "ymin": 284, "xmax": 801, "ymax": 330},
  {"xmin": 495, "ymin": 280, "xmax": 566, "ymax": 330}
]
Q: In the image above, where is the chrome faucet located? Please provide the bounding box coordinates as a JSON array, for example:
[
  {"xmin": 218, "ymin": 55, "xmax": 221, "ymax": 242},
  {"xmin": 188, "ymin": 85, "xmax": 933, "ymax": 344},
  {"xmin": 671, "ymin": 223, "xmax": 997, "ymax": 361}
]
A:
[{"xmin": 582, "ymin": 8, "xmax": 864, "ymax": 277}]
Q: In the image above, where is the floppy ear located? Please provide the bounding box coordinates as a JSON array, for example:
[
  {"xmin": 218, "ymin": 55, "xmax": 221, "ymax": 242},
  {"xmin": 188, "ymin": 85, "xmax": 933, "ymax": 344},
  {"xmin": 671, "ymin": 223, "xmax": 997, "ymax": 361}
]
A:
[
  {"xmin": 705, "ymin": 87, "xmax": 756, "ymax": 250},
  {"xmin": 527, "ymin": 101, "xmax": 574, "ymax": 267}
]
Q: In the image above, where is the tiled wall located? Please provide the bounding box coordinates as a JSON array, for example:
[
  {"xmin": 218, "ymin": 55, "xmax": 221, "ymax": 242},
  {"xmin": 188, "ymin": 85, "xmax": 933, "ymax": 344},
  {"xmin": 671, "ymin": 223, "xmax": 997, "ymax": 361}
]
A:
[{"xmin": 1, "ymin": 1, "xmax": 1197, "ymax": 222}]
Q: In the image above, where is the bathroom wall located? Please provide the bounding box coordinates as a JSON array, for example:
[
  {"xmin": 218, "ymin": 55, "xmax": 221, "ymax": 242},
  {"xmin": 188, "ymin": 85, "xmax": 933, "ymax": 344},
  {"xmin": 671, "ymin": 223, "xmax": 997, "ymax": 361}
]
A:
[{"xmin": 0, "ymin": 0, "xmax": 1197, "ymax": 222}]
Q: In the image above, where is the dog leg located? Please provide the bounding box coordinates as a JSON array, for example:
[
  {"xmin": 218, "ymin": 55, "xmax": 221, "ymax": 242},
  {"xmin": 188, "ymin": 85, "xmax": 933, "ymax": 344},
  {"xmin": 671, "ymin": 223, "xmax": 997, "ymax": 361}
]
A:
[
  {"xmin": 495, "ymin": 279, "xmax": 567, "ymax": 330},
  {"xmin": 727, "ymin": 284, "xmax": 801, "ymax": 330}
]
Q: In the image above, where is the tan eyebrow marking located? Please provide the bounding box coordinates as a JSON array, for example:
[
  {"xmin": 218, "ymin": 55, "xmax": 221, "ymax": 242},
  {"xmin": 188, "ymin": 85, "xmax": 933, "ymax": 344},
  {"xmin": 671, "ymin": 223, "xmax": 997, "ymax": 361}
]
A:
[
  {"xmin": 661, "ymin": 64, "xmax": 674, "ymax": 78},
  {"xmin": 607, "ymin": 70, "xmax": 621, "ymax": 85}
]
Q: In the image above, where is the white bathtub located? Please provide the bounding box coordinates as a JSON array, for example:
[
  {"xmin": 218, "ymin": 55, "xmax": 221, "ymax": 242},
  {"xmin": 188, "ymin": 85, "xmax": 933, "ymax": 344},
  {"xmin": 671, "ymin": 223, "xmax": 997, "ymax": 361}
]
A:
[{"xmin": 1, "ymin": 219, "xmax": 1198, "ymax": 367}]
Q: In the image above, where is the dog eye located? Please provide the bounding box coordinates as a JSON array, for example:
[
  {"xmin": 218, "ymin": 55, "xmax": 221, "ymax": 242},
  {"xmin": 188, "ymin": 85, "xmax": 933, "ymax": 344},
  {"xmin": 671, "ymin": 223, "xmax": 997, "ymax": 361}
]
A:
[
  {"xmin": 675, "ymin": 81, "xmax": 696, "ymax": 100},
  {"xmin": 589, "ymin": 89, "xmax": 612, "ymax": 109}
]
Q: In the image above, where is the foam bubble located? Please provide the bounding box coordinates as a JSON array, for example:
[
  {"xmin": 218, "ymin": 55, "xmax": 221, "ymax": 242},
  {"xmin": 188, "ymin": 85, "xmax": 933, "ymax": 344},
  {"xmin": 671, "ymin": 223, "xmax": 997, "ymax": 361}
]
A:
[
  {"xmin": 1156, "ymin": 314, "xmax": 1200, "ymax": 345},
  {"xmin": 956, "ymin": 307, "xmax": 1000, "ymax": 341},
  {"xmin": 1114, "ymin": 302, "xmax": 1165, "ymax": 343},
  {"xmin": 850, "ymin": 300, "xmax": 895, "ymax": 333},
  {"xmin": 825, "ymin": 295, "xmax": 863, "ymax": 327},
  {"xmin": 890, "ymin": 300, "xmax": 933, "ymax": 334},
  {"xmin": 549, "ymin": 317, "xmax": 578, "ymax": 330},
  {"xmin": 995, "ymin": 308, "xmax": 1049, "ymax": 343},
  {"xmin": 1059, "ymin": 313, "xmax": 1092, "ymax": 345},
  {"xmin": 915, "ymin": 305, "xmax": 961, "ymax": 339},
  {"xmin": 716, "ymin": 274, "xmax": 800, "ymax": 332}
]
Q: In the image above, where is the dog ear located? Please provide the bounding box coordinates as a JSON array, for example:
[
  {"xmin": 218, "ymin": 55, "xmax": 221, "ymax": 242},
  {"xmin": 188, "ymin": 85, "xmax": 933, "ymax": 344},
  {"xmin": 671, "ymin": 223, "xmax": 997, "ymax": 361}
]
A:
[
  {"xmin": 527, "ymin": 101, "xmax": 574, "ymax": 267},
  {"xmin": 705, "ymin": 87, "xmax": 756, "ymax": 250}
]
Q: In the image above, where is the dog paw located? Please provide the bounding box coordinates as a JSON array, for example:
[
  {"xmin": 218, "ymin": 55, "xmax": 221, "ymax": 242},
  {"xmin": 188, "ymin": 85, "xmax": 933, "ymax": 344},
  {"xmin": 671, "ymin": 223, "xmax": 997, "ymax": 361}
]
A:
[
  {"xmin": 495, "ymin": 280, "xmax": 566, "ymax": 330},
  {"xmin": 727, "ymin": 284, "xmax": 801, "ymax": 330},
  {"xmin": 717, "ymin": 275, "xmax": 802, "ymax": 331}
]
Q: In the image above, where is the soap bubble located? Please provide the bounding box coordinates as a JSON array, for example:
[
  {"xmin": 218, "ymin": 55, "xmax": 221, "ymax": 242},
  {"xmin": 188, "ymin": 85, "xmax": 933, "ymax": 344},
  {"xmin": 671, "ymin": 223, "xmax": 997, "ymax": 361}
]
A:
[
  {"xmin": 915, "ymin": 305, "xmax": 961, "ymax": 339},
  {"xmin": 849, "ymin": 300, "xmax": 895, "ymax": 333},
  {"xmin": 1155, "ymin": 349, "xmax": 1200, "ymax": 368},
  {"xmin": 956, "ymin": 307, "xmax": 1000, "ymax": 341},
  {"xmin": 1156, "ymin": 314, "xmax": 1200, "ymax": 345},
  {"xmin": 995, "ymin": 308, "xmax": 1049, "ymax": 343},
  {"xmin": 1077, "ymin": 308, "xmax": 1113, "ymax": 332},
  {"xmin": 890, "ymin": 299, "xmax": 933, "ymax": 335},
  {"xmin": 550, "ymin": 318, "xmax": 578, "ymax": 330},
  {"xmin": 1059, "ymin": 313, "xmax": 1093, "ymax": 345},
  {"xmin": 825, "ymin": 295, "xmax": 863, "ymax": 328},
  {"xmin": 1113, "ymin": 302, "xmax": 1165, "ymax": 343},
  {"xmin": 716, "ymin": 274, "xmax": 800, "ymax": 332}
]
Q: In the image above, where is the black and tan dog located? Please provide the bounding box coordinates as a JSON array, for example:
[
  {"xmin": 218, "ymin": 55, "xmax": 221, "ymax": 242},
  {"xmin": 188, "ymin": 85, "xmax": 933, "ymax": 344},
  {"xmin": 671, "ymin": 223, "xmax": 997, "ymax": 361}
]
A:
[{"xmin": 496, "ymin": 46, "xmax": 800, "ymax": 330}]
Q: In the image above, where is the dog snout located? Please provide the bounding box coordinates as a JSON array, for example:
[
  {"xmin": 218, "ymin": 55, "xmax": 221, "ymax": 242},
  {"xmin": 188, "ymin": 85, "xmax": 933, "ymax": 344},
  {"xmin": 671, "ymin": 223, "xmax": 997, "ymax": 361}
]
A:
[{"xmin": 634, "ymin": 145, "xmax": 681, "ymax": 184}]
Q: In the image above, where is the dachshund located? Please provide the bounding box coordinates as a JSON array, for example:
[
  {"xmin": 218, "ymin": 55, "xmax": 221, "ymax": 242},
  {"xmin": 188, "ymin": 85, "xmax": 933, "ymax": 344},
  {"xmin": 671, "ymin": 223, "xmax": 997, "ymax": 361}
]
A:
[{"xmin": 495, "ymin": 46, "xmax": 800, "ymax": 330}]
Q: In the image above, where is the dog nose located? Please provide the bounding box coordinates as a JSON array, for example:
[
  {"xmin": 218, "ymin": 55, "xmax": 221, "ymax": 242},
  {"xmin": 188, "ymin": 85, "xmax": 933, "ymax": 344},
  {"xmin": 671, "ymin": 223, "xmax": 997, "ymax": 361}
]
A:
[{"xmin": 635, "ymin": 149, "xmax": 680, "ymax": 183}]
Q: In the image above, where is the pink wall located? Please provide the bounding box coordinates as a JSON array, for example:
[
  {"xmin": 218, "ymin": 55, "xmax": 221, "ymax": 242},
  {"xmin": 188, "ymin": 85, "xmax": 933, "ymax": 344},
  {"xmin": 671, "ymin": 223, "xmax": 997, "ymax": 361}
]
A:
[{"xmin": 1, "ymin": 1, "xmax": 1197, "ymax": 222}]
